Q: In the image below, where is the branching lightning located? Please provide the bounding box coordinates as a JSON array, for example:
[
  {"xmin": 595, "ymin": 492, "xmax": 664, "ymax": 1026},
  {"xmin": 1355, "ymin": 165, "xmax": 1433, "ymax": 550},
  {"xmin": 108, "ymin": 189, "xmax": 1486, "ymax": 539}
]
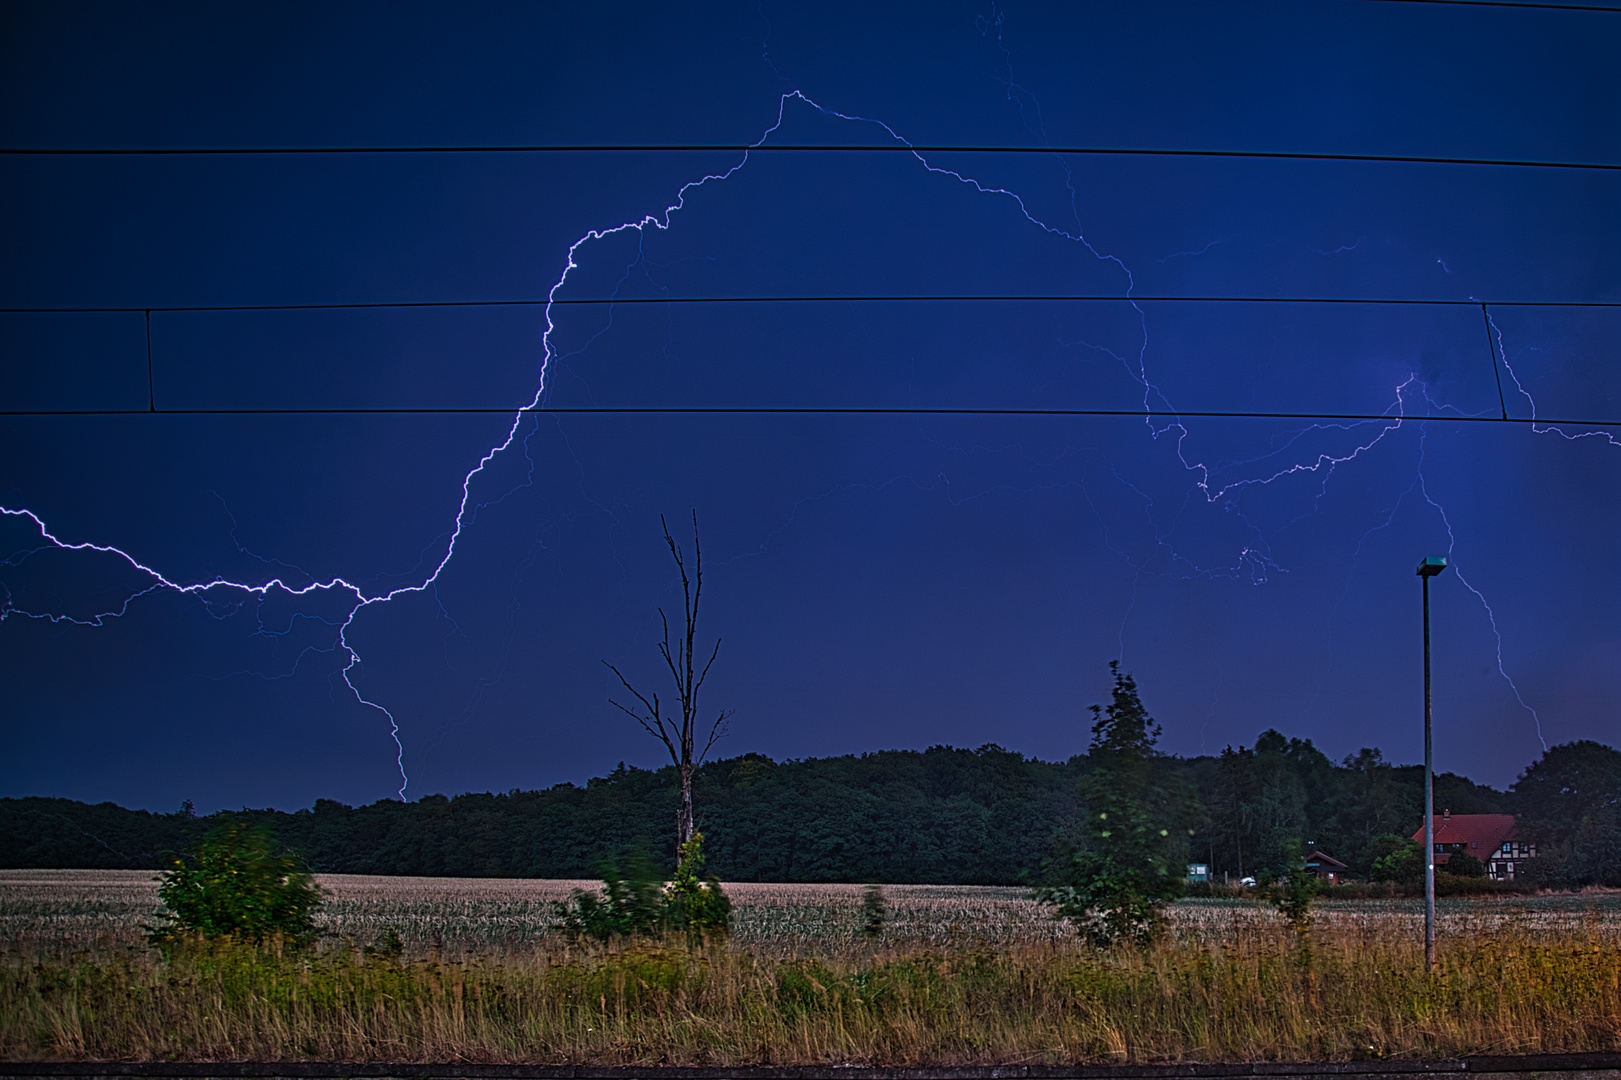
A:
[
  {"xmin": 2, "ymin": 71, "xmax": 1609, "ymax": 793},
  {"xmin": 1487, "ymin": 309, "xmax": 1621, "ymax": 450}
]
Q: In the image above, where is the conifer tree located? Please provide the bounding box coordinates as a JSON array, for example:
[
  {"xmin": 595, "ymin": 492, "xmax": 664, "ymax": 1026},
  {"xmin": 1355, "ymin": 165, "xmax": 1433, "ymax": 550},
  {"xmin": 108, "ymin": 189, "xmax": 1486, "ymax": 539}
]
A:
[{"xmin": 1039, "ymin": 662, "xmax": 1192, "ymax": 945}]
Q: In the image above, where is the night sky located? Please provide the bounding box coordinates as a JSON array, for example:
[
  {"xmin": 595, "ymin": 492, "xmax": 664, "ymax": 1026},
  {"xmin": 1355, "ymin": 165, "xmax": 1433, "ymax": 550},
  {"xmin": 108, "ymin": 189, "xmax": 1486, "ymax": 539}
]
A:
[{"xmin": 2, "ymin": 2, "xmax": 1617, "ymax": 813}]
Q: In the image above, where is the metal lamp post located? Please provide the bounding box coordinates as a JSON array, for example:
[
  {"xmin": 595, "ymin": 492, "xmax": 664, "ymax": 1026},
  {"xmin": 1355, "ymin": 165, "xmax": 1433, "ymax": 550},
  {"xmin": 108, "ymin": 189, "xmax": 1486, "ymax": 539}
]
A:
[{"xmin": 1417, "ymin": 555, "xmax": 1449, "ymax": 971}]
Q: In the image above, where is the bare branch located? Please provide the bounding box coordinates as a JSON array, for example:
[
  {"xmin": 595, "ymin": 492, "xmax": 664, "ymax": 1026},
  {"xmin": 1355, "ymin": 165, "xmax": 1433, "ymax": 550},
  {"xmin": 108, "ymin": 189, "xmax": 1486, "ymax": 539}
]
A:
[
  {"xmin": 661, "ymin": 514, "xmax": 690, "ymax": 598},
  {"xmin": 603, "ymin": 660, "xmax": 659, "ymax": 719},
  {"xmin": 657, "ymin": 608, "xmax": 682, "ymax": 686},
  {"xmin": 694, "ymin": 635, "xmax": 722, "ymax": 693},
  {"xmin": 697, "ymin": 708, "xmax": 733, "ymax": 766},
  {"xmin": 602, "ymin": 661, "xmax": 679, "ymax": 763},
  {"xmin": 608, "ymin": 697, "xmax": 679, "ymax": 762}
]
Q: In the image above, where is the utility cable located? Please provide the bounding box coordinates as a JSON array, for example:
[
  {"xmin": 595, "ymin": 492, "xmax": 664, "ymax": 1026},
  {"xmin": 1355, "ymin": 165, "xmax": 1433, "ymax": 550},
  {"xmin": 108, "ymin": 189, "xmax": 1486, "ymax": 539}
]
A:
[
  {"xmin": 3, "ymin": 143, "xmax": 1618, "ymax": 172},
  {"xmin": 1363, "ymin": 0, "xmax": 1621, "ymax": 11},
  {"xmin": 5, "ymin": 294, "xmax": 1618, "ymax": 314},
  {"xmin": 5, "ymin": 405, "xmax": 1616, "ymax": 427}
]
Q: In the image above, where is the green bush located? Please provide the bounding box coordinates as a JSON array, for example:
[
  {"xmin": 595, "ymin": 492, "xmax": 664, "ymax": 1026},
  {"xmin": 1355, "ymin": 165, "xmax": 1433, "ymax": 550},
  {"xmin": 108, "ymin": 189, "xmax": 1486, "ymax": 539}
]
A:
[
  {"xmin": 555, "ymin": 845, "xmax": 667, "ymax": 940},
  {"xmin": 1269, "ymin": 840, "xmax": 1320, "ymax": 932},
  {"xmin": 557, "ymin": 832, "xmax": 730, "ymax": 942},
  {"xmin": 1366, "ymin": 834, "xmax": 1424, "ymax": 885},
  {"xmin": 1318, "ymin": 877, "xmax": 1530, "ymax": 899},
  {"xmin": 153, "ymin": 821, "xmax": 322, "ymax": 943},
  {"xmin": 1039, "ymin": 851, "xmax": 1183, "ymax": 946},
  {"xmin": 664, "ymin": 832, "xmax": 731, "ymax": 939},
  {"xmin": 861, "ymin": 884, "xmax": 887, "ymax": 940}
]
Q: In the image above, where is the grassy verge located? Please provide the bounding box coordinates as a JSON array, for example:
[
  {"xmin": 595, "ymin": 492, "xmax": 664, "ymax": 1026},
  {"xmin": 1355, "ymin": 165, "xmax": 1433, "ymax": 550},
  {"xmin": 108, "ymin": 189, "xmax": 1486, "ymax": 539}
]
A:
[{"xmin": 3, "ymin": 920, "xmax": 1617, "ymax": 1064}]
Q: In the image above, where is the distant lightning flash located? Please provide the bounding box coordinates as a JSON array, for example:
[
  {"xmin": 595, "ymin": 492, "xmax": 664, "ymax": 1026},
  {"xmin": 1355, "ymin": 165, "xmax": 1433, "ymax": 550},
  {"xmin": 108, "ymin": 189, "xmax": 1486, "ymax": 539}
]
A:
[
  {"xmin": 1486, "ymin": 308, "xmax": 1621, "ymax": 450},
  {"xmin": 1, "ymin": 86, "xmax": 1600, "ymax": 790},
  {"xmin": 1416, "ymin": 455, "xmax": 1550, "ymax": 753},
  {"xmin": 1423, "ymin": 308, "xmax": 1621, "ymax": 749}
]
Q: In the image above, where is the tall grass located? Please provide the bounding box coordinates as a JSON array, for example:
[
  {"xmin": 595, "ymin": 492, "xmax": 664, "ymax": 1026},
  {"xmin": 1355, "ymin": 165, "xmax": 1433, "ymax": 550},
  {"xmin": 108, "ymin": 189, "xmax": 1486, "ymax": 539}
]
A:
[
  {"xmin": 1, "ymin": 871, "xmax": 1617, "ymax": 1064},
  {"xmin": 4, "ymin": 926, "xmax": 1618, "ymax": 1063}
]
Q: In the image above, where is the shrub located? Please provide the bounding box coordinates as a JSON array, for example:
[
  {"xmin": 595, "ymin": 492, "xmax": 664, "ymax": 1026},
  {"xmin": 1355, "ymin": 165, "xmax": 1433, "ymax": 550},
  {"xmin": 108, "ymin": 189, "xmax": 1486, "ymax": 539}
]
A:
[
  {"xmin": 1320, "ymin": 877, "xmax": 1531, "ymax": 899},
  {"xmin": 557, "ymin": 832, "xmax": 730, "ymax": 941},
  {"xmin": 1366, "ymin": 834, "xmax": 1424, "ymax": 885},
  {"xmin": 153, "ymin": 821, "xmax": 322, "ymax": 943},
  {"xmin": 861, "ymin": 884, "xmax": 887, "ymax": 940},
  {"xmin": 664, "ymin": 832, "xmax": 731, "ymax": 939},
  {"xmin": 555, "ymin": 846, "xmax": 666, "ymax": 940},
  {"xmin": 1269, "ymin": 840, "xmax": 1320, "ymax": 932},
  {"xmin": 1181, "ymin": 879, "xmax": 1249, "ymax": 898}
]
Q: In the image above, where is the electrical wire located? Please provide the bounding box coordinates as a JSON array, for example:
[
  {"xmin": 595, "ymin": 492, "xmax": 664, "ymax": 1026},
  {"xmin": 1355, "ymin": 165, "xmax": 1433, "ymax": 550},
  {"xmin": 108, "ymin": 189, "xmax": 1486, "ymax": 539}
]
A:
[
  {"xmin": 1363, "ymin": 0, "xmax": 1621, "ymax": 11},
  {"xmin": 5, "ymin": 294, "xmax": 1618, "ymax": 314},
  {"xmin": 6, "ymin": 295, "xmax": 1614, "ymax": 423},
  {"xmin": 2, "ymin": 143, "xmax": 1618, "ymax": 172},
  {"xmin": 4, "ymin": 405, "xmax": 1617, "ymax": 426}
]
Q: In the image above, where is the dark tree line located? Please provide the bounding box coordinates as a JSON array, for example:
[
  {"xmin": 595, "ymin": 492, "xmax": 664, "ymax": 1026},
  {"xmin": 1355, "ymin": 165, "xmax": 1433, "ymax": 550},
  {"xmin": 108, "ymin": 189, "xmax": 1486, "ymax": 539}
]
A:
[
  {"xmin": 0, "ymin": 746, "xmax": 1082, "ymax": 883},
  {"xmin": 5, "ymin": 735, "xmax": 1617, "ymax": 887},
  {"xmin": 1190, "ymin": 733, "xmax": 1506, "ymax": 881}
]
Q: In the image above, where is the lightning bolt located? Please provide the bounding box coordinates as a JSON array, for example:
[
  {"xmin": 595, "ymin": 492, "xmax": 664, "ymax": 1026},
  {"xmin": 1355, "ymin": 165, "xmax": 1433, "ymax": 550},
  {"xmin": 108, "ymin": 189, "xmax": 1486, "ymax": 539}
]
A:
[
  {"xmin": 1, "ymin": 91, "xmax": 856, "ymax": 798},
  {"xmin": 1417, "ymin": 454, "xmax": 1549, "ymax": 753},
  {"xmin": 1486, "ymin": 308, "xmax": 1621, "ymax": 450},
  {"xmin": 2, "ymin": 79, "xmax": 1609, "ymax": 792},
  {"xmin": 1408, "ymin": 308, "xmax": 1621, "ymax": 752}
]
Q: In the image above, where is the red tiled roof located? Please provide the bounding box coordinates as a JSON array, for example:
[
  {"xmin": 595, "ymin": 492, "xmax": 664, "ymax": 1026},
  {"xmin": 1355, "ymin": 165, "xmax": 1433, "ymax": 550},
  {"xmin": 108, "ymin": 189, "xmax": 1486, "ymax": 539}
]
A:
[{"xmin": 1410, "ymin": 813, "xmax": 1518, "ymax": 861}]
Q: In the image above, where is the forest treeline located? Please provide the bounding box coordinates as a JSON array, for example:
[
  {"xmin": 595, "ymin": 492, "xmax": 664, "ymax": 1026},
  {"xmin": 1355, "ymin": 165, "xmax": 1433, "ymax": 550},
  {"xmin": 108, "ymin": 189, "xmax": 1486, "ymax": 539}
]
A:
[{"xmin": 4, "ymin": 734, "xmax": 1617, "ymax": 887}]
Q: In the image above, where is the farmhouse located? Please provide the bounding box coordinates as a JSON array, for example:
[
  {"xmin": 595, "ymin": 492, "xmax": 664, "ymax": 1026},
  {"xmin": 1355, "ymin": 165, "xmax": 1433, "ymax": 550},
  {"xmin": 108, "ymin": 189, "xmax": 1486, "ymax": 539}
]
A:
[
  {"xmin": 1412, "ymin": 811, "xmax": 1536, "ymax": 881},
  {"xmin": 1303, "ymin": 849, "xmax": 1348, "ymax": 884}
]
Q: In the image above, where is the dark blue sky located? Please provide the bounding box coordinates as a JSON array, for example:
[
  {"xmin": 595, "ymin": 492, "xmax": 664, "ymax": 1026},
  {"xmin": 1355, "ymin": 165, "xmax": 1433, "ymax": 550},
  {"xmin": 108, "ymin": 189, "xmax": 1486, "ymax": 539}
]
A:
[{"xmin": 2, "ymin": 2, "xmax": 1617, "ymax": 812}]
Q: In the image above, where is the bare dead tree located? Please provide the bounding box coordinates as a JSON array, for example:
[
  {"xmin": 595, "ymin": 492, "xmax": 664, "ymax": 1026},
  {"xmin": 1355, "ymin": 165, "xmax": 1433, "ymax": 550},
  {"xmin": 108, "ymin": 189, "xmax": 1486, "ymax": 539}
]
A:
[{"xmin": 603, "ymin": 511, "xmax": 732, "ymax": 852}]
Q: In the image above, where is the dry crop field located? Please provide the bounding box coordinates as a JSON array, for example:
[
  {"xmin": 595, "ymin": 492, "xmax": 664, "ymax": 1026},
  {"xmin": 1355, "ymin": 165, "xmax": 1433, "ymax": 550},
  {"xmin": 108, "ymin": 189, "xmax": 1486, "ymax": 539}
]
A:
[
  {"xmin": 0, "ymin": 871, "xmax": 1077, "ymax": 953},
  {"xmin": 3, "ymin": 869, "xmax": 1617, "ymax": 953},
  {"xmin": 2, "ymin": 870, "xmax": 1619, "ymax": 1064}
]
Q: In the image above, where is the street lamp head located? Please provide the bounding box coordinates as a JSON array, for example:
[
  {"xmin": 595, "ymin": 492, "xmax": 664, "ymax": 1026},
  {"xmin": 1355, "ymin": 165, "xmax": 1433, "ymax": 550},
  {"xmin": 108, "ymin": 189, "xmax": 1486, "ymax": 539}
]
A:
[{"xmin": 1416, "ymin": 556, "xmax": 1449, "ymax": 578}]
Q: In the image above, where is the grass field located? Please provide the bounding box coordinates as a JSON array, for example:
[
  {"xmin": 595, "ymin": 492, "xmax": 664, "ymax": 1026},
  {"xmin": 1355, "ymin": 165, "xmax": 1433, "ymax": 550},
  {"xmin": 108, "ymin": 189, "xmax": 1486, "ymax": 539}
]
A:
[{"xmin": 2, "ymin": 870, "xmax": 1618, "ymax": 1064}]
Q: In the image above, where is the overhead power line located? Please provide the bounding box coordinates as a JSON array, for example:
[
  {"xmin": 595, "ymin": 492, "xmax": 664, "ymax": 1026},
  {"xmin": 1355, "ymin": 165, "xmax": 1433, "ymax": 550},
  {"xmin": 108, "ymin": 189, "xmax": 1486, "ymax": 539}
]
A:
[
  {"xmin": 1364, "ymin": 0, "xmax": 1621, "ymax": 11},
  {"xmin": 2, "ymin": 143, "xmax": 1618, "ymax": 172},
  {"xmin": 5, "ymin": 294, "xmax": 1619, "ymax": 315},
  {"xmin": 4, "ymin": 405, "xmax": 1617, "ymax": 427}
]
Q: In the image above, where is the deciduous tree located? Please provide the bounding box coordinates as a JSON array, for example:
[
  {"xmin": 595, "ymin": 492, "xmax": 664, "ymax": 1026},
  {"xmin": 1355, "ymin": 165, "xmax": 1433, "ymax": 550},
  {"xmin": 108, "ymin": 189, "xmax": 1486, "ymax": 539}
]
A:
[{"xmin": 1512, "ymin": 740, "xmax": 1621, "ymax": 888}]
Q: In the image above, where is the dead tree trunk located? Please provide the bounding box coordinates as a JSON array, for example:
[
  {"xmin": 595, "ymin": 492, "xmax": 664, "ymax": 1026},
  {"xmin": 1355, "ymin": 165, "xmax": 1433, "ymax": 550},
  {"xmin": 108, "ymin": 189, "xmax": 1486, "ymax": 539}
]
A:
[
  {"xmin": 604, "ymin": 512, "xmax": 732, "ymax": 852},
  {"xmin": 677, "ymin": 763, "xmax": 694, "ymax": 849}
]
